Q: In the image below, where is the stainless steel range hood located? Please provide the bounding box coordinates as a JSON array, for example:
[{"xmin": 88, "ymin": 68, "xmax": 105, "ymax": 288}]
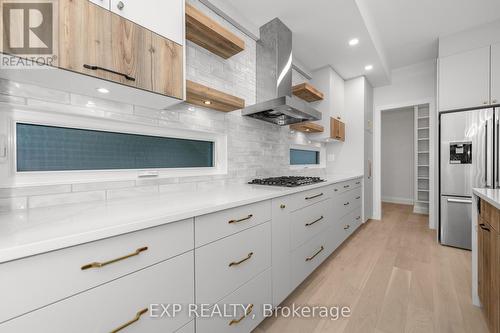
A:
[{"xmin": 241, "ymin": 18, "xmax": 321, "ymax": 126}]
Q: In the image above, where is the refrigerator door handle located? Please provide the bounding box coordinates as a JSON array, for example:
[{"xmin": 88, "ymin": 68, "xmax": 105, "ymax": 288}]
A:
[
  {"xmin": 485, "ymin": 122, "xmax": 488, "ymax": 186},
  {"xmin": 447, "ymin": 198, "xmax": 472, "ymax": 204}
]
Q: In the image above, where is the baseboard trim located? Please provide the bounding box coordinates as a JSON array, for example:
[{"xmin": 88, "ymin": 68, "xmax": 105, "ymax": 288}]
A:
[{"xmin": 381, "ymin": 196, "xmax": 414, "ymax": 205}]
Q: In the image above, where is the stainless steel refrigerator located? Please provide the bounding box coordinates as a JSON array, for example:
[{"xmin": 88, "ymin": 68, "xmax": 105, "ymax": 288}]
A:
[{"xmin": 440, "ymin": 108, "xmax": 498, "ymax": 250}]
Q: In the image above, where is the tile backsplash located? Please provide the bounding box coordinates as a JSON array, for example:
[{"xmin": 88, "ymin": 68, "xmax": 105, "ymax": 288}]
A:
[{"xmin": 0, "ymin": 0, "xmax": 325, "ymax": 211}]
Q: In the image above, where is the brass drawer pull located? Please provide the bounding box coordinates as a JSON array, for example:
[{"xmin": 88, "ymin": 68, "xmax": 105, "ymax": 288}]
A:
[
  {"xmin": 110, "ymin": 308, "xmax": 148, "ymax": 333},
  {"xmin": 343, "ymin": 185, "xmax": 350, "ymax": 188},
  {"xmin": 228, "ymin": 214, "xmax": 253, "ymax": 224},
  {"xmin": 305, "ymin": 215, "xmax": 324, "ymax": 227},
  {"xmin": 305, "ymin": 246, "xmax": 324, "ymax": 261},
  {"xmin": 229, "ymin": 304, "xmax": 254, "ymax": 326},
  {"xmin": 355, "ymin": 196, "xmax": 361, "ymax": 200},
  {"xmin": 356, "ymin": 216, "xmax": 361, "ymax": 220},
  {"xmin": 355, "ymin": 181, "xmax": 361, "ymax": 185},
  {"xmin": 81, "ymin": 247, "xmax": 148, "ymax": 270},
  {"xmin": 229, "ymin": 252, "xmax": 254, "ymax": 267},
  {"xmin": 305, "ymin": 193, "xmax": 323, "ymax": 200},
  {"xmin": 344, "ymin": 202, "xmax": 350, "ymax": 206},
  {"xmin": 83, "ymin": 64, "xmax": 135, "ymax": 81},
  {"xmin": 344, "ymin": 224, "xmax": 350, "ymax": 230}
]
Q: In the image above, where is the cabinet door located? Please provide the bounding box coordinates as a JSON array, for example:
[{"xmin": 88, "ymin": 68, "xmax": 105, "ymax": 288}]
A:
[
  {"xmin": 88, "ymin": 0, "xmax": 110, "ymax": 9},
  {"xmin": 59, "ymin": 0, "xmax": 113, "ymax": 81},
  {"xmin": 439, "ymin": 46, "xmax": 490, "ymax": 111},
  {"xmin": 151, "ymin": 32, "xmax": 183, "ymax": 99},
  {"xmin": 110, "ymin": 0, "xmax": 184, "ymax": 45},
  {"xmin": 111, "ymin": 14, "xmax": 152, "ymax": 90},
  {"xmin": 491, "ymin": 43, "xmax": 500, "ymax": 105}
]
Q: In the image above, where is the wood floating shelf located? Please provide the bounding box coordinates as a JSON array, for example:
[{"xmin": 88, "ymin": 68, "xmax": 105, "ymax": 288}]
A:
[
  {"xmin": 186, "ymin": 80, "xmax": 245, "ymax": 112},
  {"xmin": 330, "ymin": 117, "xmax": 345, "ymax": 142},
  {"xmin": 185, "ymin": 4, "xmax": 245, "ymax": 59},
  {"xmin": 290, "ymin": 122, "xmax": 324, "ymax": 133},
  {"xmin": 292, "ymin": 83, "xmax": 324, "ymax": 102}
]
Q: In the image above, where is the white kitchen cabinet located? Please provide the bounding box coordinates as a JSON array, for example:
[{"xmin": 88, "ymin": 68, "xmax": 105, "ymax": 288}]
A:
[
  {"xmin": 491, "ymin": 43, "xmax": 500, "ymax": 105},
  {"xmin": 439, "ymin": 46, "xmax": 491, "ymax": 111},
  {"xmin": 0, "ymin": 252, "xmax": 194, "ymax": 333},
  {"xmin": 88, "ymin": 0, "xmax": 110, "ymax": 9},
  {"xmin": 110, "ymin": 0, "xmax": 184, "ymax": 45}
]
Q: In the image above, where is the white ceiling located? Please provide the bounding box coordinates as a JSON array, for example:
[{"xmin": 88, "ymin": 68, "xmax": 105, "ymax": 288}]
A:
[{"xmin": 213, "ymin": 0, "xmax": 500, "ymax": 87}]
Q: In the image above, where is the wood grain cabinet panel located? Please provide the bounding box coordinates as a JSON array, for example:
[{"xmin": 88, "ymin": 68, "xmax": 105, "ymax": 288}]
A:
[
  {"xmin": 330, "ymin": 118, "xmax": 345, "ymax": 141},
  {"xmin": 150, "ymin": 33, "xmax": 183, "ymax": 99},
  {"xmin": 59, "ymin": 0, "xmax": 113, "ymax": 81},
  {"xmin": 111, "ymin": 14, "xmax": 152, "ymax": 89}
]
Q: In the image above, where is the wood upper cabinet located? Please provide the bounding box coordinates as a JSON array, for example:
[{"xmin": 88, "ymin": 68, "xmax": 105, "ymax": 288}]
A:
[
  {"xmin": 491, "ymin": 43, "xmax": 500, "ymax": 105},
  {"xmin": 110, "ymin": 0, "xmax": 184, "ymax": 45},
  {"xmin": 330, "ymin": 118, "xmax": 345, "ymax": 141},
  {"xmin": 59, "ymin": 0, "xmax": 183, "ymax": 100},
  {"xmin": 439, "ymin": 46, "xmax": 491, "ymax": 111},
  {"xmin": 59, "ymin": 0, "xmax": 113, "ymax": 81},
  {"xmin": 150, "ymin": 33, "xmax": 183, "ymax": 99}
]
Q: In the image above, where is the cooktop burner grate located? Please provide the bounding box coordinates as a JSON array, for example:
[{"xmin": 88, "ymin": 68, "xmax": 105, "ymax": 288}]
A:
[{"xmin": 248, "ymin": 176, "xmax": 325, "ymax": 187}]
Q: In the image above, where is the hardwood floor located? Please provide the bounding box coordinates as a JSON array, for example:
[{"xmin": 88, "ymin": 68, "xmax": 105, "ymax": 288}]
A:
[{"xmin": 254, "ymin": 203, "xmax": 489, "ymax": 333}]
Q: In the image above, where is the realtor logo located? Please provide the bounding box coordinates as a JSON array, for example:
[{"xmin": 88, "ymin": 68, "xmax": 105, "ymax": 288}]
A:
[{"xmin": 1, "ymin": 0, "xmax": 58, "ymax": 68}]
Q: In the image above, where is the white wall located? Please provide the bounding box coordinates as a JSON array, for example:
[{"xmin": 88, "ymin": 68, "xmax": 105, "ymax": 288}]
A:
[
  {"xmin": 373, "ymin": 60, "xmax": 437, "ymax": 228},
  {"xmin": 381, "ymin": 108, "xmax": 414, "ymax": 204},
  {"xmin": 327, "ymin": 77, "xmax": 365, "ymax": 175}
]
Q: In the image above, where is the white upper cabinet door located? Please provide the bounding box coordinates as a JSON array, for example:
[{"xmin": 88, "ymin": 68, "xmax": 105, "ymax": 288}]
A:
[
  {"xmin": 110, "ymin": 0, "xmax": 184, "ymax": 45},
  {"xmin": 439, "ymin": 46, "xmax": 490, "ymax": 111},
  {"xmin": 491, "ymin": 43, "xmax": 500, "ymax": 105},
  {"xmin": 88, "ymin": 0, "xmax": 110, "ymax": 9}
]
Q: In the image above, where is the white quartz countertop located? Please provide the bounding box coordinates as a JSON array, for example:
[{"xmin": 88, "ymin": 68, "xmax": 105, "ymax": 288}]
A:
[
  {"xmin": 473, "ymin": 188, "xmax": 500, "ymax": 210},
  {"xmin": 0, "ymin": 174, "xmax": 363, "ymax": 263}
]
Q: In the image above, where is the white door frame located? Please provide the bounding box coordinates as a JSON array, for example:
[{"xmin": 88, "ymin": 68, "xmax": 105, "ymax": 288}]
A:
[{"xmin": 373, "ymin": 97, "xmax": 437, "ymax": 229}]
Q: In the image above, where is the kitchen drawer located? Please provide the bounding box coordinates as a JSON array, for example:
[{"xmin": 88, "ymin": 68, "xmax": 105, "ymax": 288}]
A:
[
  {"xmin": 0, "ymin": 251, "xmax": 194, "ymax": 332},
  {"xmin": 291, "ymin": 230, "xmax": 329, "ymax": 287},
  {"xmin": 196, "ymin": 268, "xmax": 272, "ymax": 333},
  {"xmin": 284, "ymin": 185, "xmax": 332, "ymax": 212},
  {"xmin": 342, "ymin": 208, "xmax": 363, "ymax": 238},
  {"xmin": 291, "ymin": 198, "xmax": 332, "ymax": 249},
  {"xmin": 331, "ymin": 178, "xmax": 362, "ymax": 194},
  {"xmin": 196, "ymin": 222, "xmax": 271, "ymax": 304},
  {"xmin": 0, "ymin": 218, "xmax": 193, "ymax": 323},
  {"xmin": 195, "ymin": 200, "xmax": 271, "ymax": 247},
  {"xmin": 336, "ymin": 187, "xmax": 362, "ymax": 218},
  {"xmin": 480, "ymin": 200, "xmax": 500, "ymax": 231}
]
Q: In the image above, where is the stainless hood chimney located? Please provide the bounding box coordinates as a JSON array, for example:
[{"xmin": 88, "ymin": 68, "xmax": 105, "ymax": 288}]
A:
[{"xmin": 241, "ymin": 18, "xmax": 321, "ymax": 126}]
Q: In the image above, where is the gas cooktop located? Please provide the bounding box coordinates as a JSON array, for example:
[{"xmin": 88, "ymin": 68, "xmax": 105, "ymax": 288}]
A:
[{"xmin": 248, "ymin": 176, "xmax": 325, "ymax": 187}]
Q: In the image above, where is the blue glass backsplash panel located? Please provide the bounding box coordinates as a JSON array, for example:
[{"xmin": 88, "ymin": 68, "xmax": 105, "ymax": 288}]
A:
[
  {"xmin": 290, "ymin": 149, "xmax": 319, "ymax": 165},
  {"xmin": 16, "ymin": 123, "xmax": 214, "ymax": 171}
]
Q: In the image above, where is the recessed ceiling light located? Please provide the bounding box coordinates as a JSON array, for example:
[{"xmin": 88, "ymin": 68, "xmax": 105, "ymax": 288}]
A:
[
  {"xmin": 203, "ymin": 100, "xmax": 212, "ymax": 105},
  {"xmin": 365, "ymin": 64, "xmax": 373, "ymax": 71},
  {"xmin": 348, "ymin": 38, "xmax": 359, "ymax": 46},
  {"xmin": 96, "ymin": 87, "xmax": 109, "ymax": 94}
]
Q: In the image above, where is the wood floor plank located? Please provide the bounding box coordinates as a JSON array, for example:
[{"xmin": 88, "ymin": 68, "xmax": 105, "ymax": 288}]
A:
[{"xmin": 254, "ymin": 203, "xmax": 488, "ymax": 333}]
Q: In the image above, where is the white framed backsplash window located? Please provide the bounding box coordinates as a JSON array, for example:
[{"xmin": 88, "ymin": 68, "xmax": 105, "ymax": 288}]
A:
[
  {"xmin": 0, "ymin": 106, "xmax": 227, "ymax": 187},
  {"xmin": 289, "ymin": 143, "xmax": 326, "ymax": 170}
]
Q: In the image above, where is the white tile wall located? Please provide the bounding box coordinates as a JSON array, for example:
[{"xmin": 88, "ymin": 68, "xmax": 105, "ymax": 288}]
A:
[{"xmin": 0, "ymin": 0, "xmax": 325, "ymax": 211}]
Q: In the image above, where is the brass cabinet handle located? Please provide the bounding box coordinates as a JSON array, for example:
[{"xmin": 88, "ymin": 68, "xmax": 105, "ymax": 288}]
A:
[
  {"xmin": 110, "ymin": 308, "xmax": 148, "ymax": 333},
  {"xmin": 344, "ymin": 185, "xmax": 350, "ymax": 188},
  {"xmin": 355, "ymin": 196, "xmax": 361, "ymax": 199},
  {"xmin": 305, "ymin": 216, "xmax": 324, "ymax": 227},
  {"xmin": 305, "ymin": 246, "xmax": 324, "ymax": 261},
  {"xmin": 280, "ymin": 204, "xmax": 286, "ymax": 209},
  {"xmin": 228, "ymin": 304, "xmax": 254, "ymax": 326},
  {"xmin": 343, "ymin": 202, "xmax": 350, "ymax": 206},
  {"xmin": 229, "ymin": 252, "xmax": 254, "ymax": 267},
  {"xmin": 228, "ymin": 214, "xmax": 253, "ymax": 224},
  {"xmin": 81, "ymin": 247, "xmax": 148, "ymax": 270},
  {"xmin": 305, "ymin": 193, "xmax": 323, "ymax": 200},
  {"xmin": 355, "ymin": 181, "xmax": 361, "ymax": 185},
  {"xmin": 344, "ymin": 224, "xmax": 350, "ymax": 230},
  {"xmin": 356, "ymin": 216, "xmax": 361, "ymax": 220}
]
